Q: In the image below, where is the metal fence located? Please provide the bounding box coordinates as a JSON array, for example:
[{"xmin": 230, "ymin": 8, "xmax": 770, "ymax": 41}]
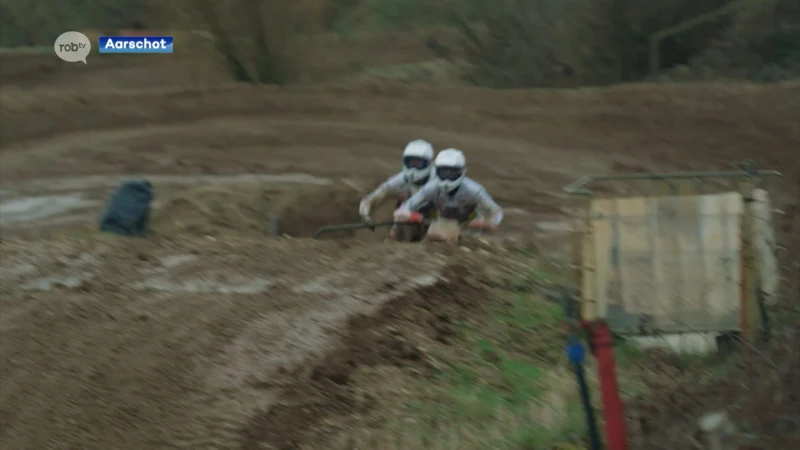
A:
[{"xmin": 565, "ymin": 162, "xmax": 783, "ymax": 342}]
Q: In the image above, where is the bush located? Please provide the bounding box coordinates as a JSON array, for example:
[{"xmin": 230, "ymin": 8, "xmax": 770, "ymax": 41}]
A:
[
  {"xmin": 168, "ymin": 0, "xmax": 324, "ymax": 84},
  {"xmin": 445, "ymin": 0, "xmax": 595, "ymax": 88},
  {"xmin": 689, "ymin": 0, "xmax": 800, "ymax": 81},
  {"xmin": 448, "ymin": 0, "xmax": 734, "ymax": 88},
  {"xmin": 0, "ymin": 0, "xmax": 148, "ymax": 47}
]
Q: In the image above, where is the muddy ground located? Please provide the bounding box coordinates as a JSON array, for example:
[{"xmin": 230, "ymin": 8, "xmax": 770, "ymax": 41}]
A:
[
  {"xmin": 0, "ymin": 235, "xmax": 458, "ymax": 448},
  {"xmin": 0, "ymin": 49, "xmax": 798, "ymax": 449}
]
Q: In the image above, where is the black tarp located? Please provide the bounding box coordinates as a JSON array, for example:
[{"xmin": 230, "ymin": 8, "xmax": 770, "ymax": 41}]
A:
[{"xmin": 98, "ymin": 179, "xmax": 153, "ymax": 236}]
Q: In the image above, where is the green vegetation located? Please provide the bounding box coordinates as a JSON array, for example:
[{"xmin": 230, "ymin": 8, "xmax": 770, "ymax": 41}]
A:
[
  {"xmin": 328, "ymin": 0, "xmax": 800, "ymax": 86},
  {"xmin": 406, "ymin": 294, "xmax": 586, "ymax": 449},
  {"xmin": 0, "ymin": 0, "xmax": 148, "ymax": 47},
  {"xmin": 204, "ymin": 0, "xmax": 800, "ymax": 86},
  {"xmin": 687, "ymin": 0, "xmax": 800, "ymax": 81},
  {"xmin": 3, "ymin": 0, "xmax": 797, "ymax": 85},
  {"xmin": 367, "ymin": 253, "xmax": 735, "ymax": 449},
  {"xmin": 387, "ymin": 260, "xmax": 587, "ymax": 449}
]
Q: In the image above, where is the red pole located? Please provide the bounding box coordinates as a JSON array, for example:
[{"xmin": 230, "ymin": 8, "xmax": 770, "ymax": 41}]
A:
[{"xmin": 587, "ymin": 320, "xmax": 629, "ymax": 450}]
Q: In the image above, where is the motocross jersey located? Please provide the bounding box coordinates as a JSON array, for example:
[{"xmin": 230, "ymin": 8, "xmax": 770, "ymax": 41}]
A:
[
  {"xmin": 397, "ymin": 177, "xmax": 504, "ymax": 226},
  {"xmin": 359, "ymin": 172, "xmax": 433, "ymax": 217}
]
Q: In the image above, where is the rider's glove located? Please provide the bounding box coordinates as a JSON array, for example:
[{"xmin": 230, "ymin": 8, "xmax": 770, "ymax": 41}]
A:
[
  {"xmin": 361, "ymin": 215, "xmax": 375, "ymax": 230},
  {"xmin": 468, "ymin": 218, "xmax": 496, "ymax": 231}
]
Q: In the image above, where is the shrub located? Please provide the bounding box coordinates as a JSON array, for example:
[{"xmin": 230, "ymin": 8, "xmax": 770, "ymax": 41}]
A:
[
  {"xmin": 0, "ymin": 0, "xmax": 148, "ymax": 47},
  {"xmin": 445, "ymin": 0, "xmax": 596, "ymax": 88},
  {"xmin": 689, "ymin": 0, "xmax": 800, "ymax": 81},
  {"xmin": 168, "ymin": 0, "xmax": 324, "ymax": 84},
  {"xmin": 447, "ymin": 0, "xmax": 734, "ymax": 88}
]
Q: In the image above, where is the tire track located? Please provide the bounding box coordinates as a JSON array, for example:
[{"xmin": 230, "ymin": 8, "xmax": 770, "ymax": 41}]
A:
[{"xmin": 0, "ymin": 237, "xmax": 452, "ymax": 449}]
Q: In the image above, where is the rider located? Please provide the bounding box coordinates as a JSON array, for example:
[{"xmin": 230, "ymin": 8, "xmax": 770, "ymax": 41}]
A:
[
  {"xmin": 359, "ymin": 139, "xmax": 437, "ymax": 238},
  {"xmin": 393, "ymin": 148, "xmax": 503, "ymax": 234}
]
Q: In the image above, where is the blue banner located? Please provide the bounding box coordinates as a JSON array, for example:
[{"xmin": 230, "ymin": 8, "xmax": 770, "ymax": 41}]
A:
[{"xmin": 98, "ymin": 36, "xmax": 174, "ymax": 54}]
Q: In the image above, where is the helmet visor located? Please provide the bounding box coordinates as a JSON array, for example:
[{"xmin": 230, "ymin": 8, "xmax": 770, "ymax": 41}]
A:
[
  {"xmin": 404, "ymin": 156, "xmax": 430, "ymax": 170},
  {"xmin": 436, "ymin": 166, "xmax": 463, "ymax": 181}
]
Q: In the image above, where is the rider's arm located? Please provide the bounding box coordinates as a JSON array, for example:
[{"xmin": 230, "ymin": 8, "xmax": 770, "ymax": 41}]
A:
[
  {"xmin": 475, "ymin": 188, "xmax": 504, "ymax": 228},
  {"xmin": 359, "ymin": 175, "xmax": 405, "ymax": 217},
  {"xmin": 395, "ymin": 182, "xmax": 436, "ymax": 215}
]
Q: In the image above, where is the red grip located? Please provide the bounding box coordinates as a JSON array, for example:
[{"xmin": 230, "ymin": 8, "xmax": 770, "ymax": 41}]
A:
[
  {"xmin": 468, "ymin": 219, "xmax": 484, "ymax": 229},
  {"xmin": 407, "ymin": 212, "xmax": 423, "ymax": 223}
]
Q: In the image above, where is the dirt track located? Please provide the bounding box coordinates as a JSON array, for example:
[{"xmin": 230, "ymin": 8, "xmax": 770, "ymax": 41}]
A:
[
  {"xmin": 2, "ymin": 80, "xmax": 798, "ymax": 241},
  {"xmin": 0, "ymin": 54, "xmax": 798, "ymax": 449},
  {"xmin": 0, "ymin": 235, "xmax": 458, "ymax": 449}
]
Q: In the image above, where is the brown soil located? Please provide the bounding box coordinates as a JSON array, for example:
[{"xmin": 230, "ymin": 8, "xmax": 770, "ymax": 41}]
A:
[
  {"xmin": 240, "ymin": 258, "xmax": 494, "ymax": 449},
  {"xmin": 2, "ymin": 82, "xmax": 797, "ymax": 236},
  {"xmin": 0, "ymin": 49, "xmax": 798, "ymax": 449},
  {"xmin": 0, "ymin": 235, "xmax": 459, "ymax": 449},
  {"xmin": 149, "ymin": 181, "xmax": 370, "ymax": 239}
]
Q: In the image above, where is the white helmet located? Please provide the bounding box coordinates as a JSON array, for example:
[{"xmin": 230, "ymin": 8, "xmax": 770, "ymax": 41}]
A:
[
  {"xmin": 434, "ymin": 148, "xmax": 466, "ymax": 191},
  {"xmin": 402, "ymin": 139, "xmax": 434, "ymax": 184}
]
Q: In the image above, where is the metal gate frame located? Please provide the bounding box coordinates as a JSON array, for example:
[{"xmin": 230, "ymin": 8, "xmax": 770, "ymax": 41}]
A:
[{"xmin": 563, "ymin": 160, "xmax": 782, "ymax": 342}]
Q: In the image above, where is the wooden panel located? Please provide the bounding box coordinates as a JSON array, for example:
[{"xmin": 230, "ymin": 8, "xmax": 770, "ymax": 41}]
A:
[
  {"xmin": 581, "ymin": 192, "xmax": 745, "ymax": 332},
  {"xmin": 699, "ymin": 194, "xmax": 731, "ymax": 319},
  {"xmin": 617, "ymin": 197, "xmax": 650, "ymax": 315},
  {"xmin": 580, "ymin": 211, "xmax": 599, "ymax": 320},
  {"xmin": 587, "ymin": 198, "xmax": 614, "ymax": 320},
  {"xmin": 750, "ymin": 189, "xmax": 779, "ymax": 305},
  {"xmin": 702, "ymin": 193, "xmax": 743, "ymax": 322}
]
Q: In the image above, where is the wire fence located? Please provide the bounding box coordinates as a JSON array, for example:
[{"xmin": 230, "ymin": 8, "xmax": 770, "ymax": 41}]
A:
[{"xmin": 564, "ymin": 166, "xmax": 799, "ymax": 449}]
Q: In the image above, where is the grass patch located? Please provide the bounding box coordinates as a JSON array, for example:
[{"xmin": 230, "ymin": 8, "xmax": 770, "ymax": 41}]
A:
[
  {"xmin": 370, "ymin": 252, "xmax": 735, "ymax": 449},
  {"xmin": 387, "ymin": 264, "xmax": 589, "ymax": 449}
]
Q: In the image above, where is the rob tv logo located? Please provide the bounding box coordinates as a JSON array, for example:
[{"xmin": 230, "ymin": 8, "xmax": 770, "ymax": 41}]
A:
[
  {"xmin": 54, "ymin": 31, "xmax": 92, "ymax": 64},
  {"xmin": 58, "ymin": 42, "xmax": 87, "ymax": 52}
]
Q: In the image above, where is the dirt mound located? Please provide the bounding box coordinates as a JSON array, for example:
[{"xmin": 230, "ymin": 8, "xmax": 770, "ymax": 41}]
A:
[
  {"xmin": 0, "ymin": 53, "xmax": 61, "ymax": 86},
  {"xmin": 2, "ymin": 82, "xmax": 797, "ymax": 189},
  {"xmin": 151, "ymin": 181, "xmax": 366, "ymax": 239},
  {"xmin": 241, "ymin": 256, "xmax": 493, "ymax": 449},
  {"xmin": 0, "ymin": 235, "xmax": 459, "ymax": 450},
  {"xmin": 0, "ymin": 52, "xmax": 228, "ymax": 90},
  {"xmin": 4, "ymin": 82, "xmax": 796, "ymax": 244}
]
